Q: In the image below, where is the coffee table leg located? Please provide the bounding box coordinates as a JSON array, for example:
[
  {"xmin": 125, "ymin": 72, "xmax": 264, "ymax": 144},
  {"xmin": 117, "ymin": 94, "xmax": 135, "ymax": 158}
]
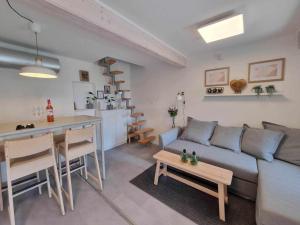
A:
[
  {"xmin": 224, "ymin": 185, "xmax": 228, "ymax": 204},
  {"xmin": 218, "ymin": 183, "xmax": 226, "ymax": 221},
  {"xmin": 162, "ymin": 164, "xmax": 167, "ymax": 176},
  {"xmin": 154, "ymin": 161, "xmax": 161, "ymax": 185}
]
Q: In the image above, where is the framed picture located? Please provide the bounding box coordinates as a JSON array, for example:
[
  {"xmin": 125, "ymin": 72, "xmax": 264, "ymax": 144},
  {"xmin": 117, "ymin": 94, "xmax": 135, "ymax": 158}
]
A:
[
  {"xmin": 205, "ymin": 67, "xmax": 229, "ymax": 87},
  {"xmin": 97, "ymin": 90, "xmax": 104, "ymax": 99},
  {"xmin": 248, "ymin": 58, "xmax": 285, "ymax": 83},
  {"xmin": 104, "ymin": 85, "xmax": 110, "ymax": 94},
  {"xmin": 79, "ymin": 70, "xmax": 89, "ymax": 82}
]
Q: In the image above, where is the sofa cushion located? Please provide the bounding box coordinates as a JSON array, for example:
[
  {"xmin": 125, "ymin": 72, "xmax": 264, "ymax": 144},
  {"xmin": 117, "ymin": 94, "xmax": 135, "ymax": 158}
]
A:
[
  {"xmin": 210, "ymin": 125, "xmax": 244, "ymax": 152},
  {"xmin": 165, "ymin": 140, "xmax": 258, "ymax": 183},
  {"xmin": 263, "ymin": 121, "xmax": 300, "ymax": 166},
  {"xmin": 180, "ymin": 117, "xmax": 217, "ymax": 146},
  {"xmin": 242, "ymin": 128, "xmax": 284, "ymax": 161},
  {"xmin": 256, "ymin": 159, "xmax": 300, "ymax": 225}
]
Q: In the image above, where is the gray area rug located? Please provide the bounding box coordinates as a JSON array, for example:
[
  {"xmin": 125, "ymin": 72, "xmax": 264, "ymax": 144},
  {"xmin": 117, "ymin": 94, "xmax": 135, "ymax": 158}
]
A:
[{"xmin": 130, "ymin": 165, "xmax": 256, "ymax": 225}]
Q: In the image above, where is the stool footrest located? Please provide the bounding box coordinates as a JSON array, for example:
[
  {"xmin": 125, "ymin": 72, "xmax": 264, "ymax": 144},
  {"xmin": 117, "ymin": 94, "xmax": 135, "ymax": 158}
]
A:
[
  {"xmin": 1, "ymin": 175, "xmax": 38, "ymax": 192},
  {"xmin": 13, "ymin": 179, "xmax": 47, "ymax": 197}
]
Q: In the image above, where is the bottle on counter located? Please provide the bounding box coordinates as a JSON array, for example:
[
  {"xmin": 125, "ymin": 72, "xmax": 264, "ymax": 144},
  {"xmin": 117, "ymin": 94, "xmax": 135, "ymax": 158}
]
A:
[{"xmin": 46, "ymin": 99, "xmax": 54, "ymax": 122}]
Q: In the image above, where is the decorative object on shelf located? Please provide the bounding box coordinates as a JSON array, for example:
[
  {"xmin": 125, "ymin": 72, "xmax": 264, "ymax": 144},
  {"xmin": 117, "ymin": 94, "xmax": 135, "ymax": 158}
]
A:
[
  {"xmin": 206, "ymin": 87, "xmax": 224, "ymax": 94},
  {"xmin": 205, "ymin": 67, "xmax": 229, "ymax": 87},
  {"xmin": 168, "ymin": 106, "xmax": 178, "ymax": 128},
  {"xmin": 230, "ymin": 79, "xmax": 247, "ymax": 93},
  {"xmin": 248, "ymin": 58, "xmax": 285, "ymax": 83},
  {"xmin": 97, "ymin": 90, "xmax": 104, "ymax": 99},
  {"xmin": 79, "ymin": 70, "xmax": 89, "ymax": 82},
  {"xmin": 181, "ymin": 149, "xmax": 188, "ymax": 163},
  {"xmin": 104, "ymin": 85, "xmax": 111, "ymax": 94},
  {"xmin": 265, "ymin": 85, "xmax": 276, "ymax": 96},
  {"xmin": 104, "ymin": 95, "xmax": 115, "ymax": 110},
  {"xmin": 252, "ymin": 85, "xmax": 264, "ymax": 96},
  {"xmin": 86, "ymin": 91, "xmax": 97, "ymax": 109},
  {"xmin": 190, "ymin": 151, "xmax": 198, "ymax": 166}
]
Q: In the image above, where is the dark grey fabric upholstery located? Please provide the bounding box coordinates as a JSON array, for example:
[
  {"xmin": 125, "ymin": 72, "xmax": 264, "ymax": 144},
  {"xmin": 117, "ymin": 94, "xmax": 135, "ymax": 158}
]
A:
[
  {"xmin": 210, "ymin": 125, "xmax": 244, "ymax": 152},
  {"xmin": 242, "ymin": 128, "xmax": 284, "ymax": 161},
  {"xmin": 165, "ymin": 140, "xmax": 258, "ymax": 183},
  {"xmin": 263, "ymin": 121, "xmax": 300, "ymax": 166},
  {"xmin": 256, "ymin": 159, "xmax": 300, "ymax": 225}
]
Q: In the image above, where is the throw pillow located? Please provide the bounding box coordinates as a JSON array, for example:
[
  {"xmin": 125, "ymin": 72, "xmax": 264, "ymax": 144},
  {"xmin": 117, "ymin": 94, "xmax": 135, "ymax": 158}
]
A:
[
  {"xmin": 210, "ymin": 126, "xmax": 244, "ymax": 152},
  {"xmin": 263, "ymin": 121, "xmax": 300, "ymax": 166},
  {"xmin": 180, "ymin": 117, "xmax": 217, "ymax": 146},
  {"xmin": 242, "ymin": 127, "xmax": 284, "ymax": 161}
]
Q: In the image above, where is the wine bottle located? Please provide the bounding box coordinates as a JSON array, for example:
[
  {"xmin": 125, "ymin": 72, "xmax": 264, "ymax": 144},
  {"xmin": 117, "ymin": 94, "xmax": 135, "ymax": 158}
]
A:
[{"xmin": 46, "ymin": 99, "xmax": 54, "ymax": 122}]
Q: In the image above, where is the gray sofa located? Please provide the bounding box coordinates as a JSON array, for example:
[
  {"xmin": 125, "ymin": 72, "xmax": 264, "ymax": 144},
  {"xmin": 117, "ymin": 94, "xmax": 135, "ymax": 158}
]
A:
[{"xmin": 159, "ymin": 127, "xmax": 300, "ymax": 225}]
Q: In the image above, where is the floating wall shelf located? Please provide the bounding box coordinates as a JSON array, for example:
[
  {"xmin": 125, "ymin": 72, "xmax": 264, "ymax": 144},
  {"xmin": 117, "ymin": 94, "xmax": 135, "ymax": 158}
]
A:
[{"xmin": 204, "ymin": 92, "xmax": 283, "ymax": 97}]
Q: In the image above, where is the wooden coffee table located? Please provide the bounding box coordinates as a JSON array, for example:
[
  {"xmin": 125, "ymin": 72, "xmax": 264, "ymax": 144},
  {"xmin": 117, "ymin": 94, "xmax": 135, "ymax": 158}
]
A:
[{"xmin": 153, "ymin": 150, "xmax": 233, "ymax": 221}]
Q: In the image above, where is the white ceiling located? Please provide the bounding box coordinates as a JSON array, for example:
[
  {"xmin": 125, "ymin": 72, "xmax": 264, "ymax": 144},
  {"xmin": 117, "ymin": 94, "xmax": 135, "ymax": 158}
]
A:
[
  {"xmin": 100, "ymin": 0, "xmax": 300, "ymax": 56},
  {"xmin": 0, "ymin": 0, "xmax": 299, "ymax": 65}
]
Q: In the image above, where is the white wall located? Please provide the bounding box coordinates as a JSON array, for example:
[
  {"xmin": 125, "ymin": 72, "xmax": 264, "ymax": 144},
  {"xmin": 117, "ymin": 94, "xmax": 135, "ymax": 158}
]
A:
[
  {"xmin": 0, "ymin": 55, "xmax": 131, "ymax": 123},
  {"xmin": 131, "ymin": 34, "xmax": 300, "ymax": 142}
]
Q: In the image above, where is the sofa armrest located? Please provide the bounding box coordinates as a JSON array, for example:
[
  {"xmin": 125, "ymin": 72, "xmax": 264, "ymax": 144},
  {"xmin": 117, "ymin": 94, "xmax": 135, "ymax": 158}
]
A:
[{"xmin": 159, "ymin": 127, "xmax": 181, "ymax": 149}]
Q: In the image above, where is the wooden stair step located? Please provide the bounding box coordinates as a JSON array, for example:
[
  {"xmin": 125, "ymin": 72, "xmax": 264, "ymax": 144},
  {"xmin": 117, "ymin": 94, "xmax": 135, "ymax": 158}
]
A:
[
  {"xmin": 128, "ymin": 132, "xmax": 139, "ymax": 138},
  {"xmin": 103, "ymin": 71, "xmax": 124, "ymax": 76},
  {"xmin": 135, "ymin": 128, "xmax": 154, "ymax": 135},
  {"xmin": 109, "ymin": 80, "xmax": 125, "ymax": 85},
  {"xmin": 127, "ymin": 106, "xmax": 135, "ymax": 109},
  {"xmin": 131, "ymin": 112, "xmax": 144, "ymax": 118},
  {"xmin": 99, "ymin": 57, "xmax": 116, "ymax": 66},
  {"xmin": 128, "ymin": 120, "xmax": 146, "ymax": 128},
  {"xmin": 119, "ymin": 89, "xmax": 131, "ymax": 92},
  {"xmin": 122, "ymin": 98, "xmax": 131, "ymax": 101},
  {"xmin": 138, "ymin": 136, "xmax": 156, "ymax": 144}
]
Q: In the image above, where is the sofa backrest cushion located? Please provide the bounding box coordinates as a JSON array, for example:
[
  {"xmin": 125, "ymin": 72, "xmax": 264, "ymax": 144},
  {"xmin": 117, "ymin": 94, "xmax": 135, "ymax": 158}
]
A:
[
  {"xmin": 210, "ymin": 126, "xmax": 244, "ymax": 152},
  {"xmin": 242, "ymin": 127, "xmax": 284, "ymax": 161},
  {"xmin": 262, "ymin": 121, "xmax": 300, "ymax": 166},
  {"xmin": 180, "ymin": 117, "xmax": 217, "ymax": 146}
]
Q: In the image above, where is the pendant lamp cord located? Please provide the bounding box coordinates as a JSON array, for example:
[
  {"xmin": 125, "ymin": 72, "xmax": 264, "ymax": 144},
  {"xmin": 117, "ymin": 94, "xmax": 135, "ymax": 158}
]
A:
[{"xmin": 6, "ymin": 0, "xmax": 39, "ymax": 57}]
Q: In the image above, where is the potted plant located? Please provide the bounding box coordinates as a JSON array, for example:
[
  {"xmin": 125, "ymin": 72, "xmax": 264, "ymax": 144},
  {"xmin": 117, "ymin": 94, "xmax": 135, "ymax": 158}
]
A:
[
  {"xmin": 104, "ymin": 95, "xmax": 115, "ymax": 110},
  {"xmin": 168, "ymin": 106, "xmax": 178, "ymax": 128},
  {"xmin": 86, "ymin": 92, "xmax": 98, "ymax": 109},
  {"xmin": 252, "ymin": 85, "xmax": 264, "ymax": 96},
  {"xmin": 265, "ymin": 85, "xmax": 276, "ymax": 96}
]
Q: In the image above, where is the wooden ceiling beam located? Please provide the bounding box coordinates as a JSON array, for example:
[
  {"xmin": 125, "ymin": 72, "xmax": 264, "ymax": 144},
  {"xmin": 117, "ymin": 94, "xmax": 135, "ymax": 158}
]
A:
[{"xmin": 40, "ymin": 0, "xmax": 187, "ymax": 67}]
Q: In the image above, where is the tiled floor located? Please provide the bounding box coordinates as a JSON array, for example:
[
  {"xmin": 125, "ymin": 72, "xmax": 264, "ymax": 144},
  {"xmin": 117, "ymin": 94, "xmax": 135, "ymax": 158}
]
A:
[{"xmin": 0, "ymin": 144, "xmax": 197, "ymax": 225}]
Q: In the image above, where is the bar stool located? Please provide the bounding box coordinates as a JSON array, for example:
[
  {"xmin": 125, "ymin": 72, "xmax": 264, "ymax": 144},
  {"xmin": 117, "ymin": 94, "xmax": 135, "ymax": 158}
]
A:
[
  {"xmin": 0, "ymin": 143, "xmax": 4, "ymax": 212},
  {"xmin": 4, "ymin": 133, "xmax": 65, "ymax": 225},
  {"xmin": 57, "ymin": 125, "xmax": 103, "ymax": 210}
]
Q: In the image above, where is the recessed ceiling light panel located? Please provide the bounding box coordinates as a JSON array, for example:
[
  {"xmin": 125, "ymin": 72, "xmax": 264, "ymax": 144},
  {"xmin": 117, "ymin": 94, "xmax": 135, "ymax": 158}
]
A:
[{"xmin": 198, "ymin": 14, "xmax": 244, "ymax": 43}]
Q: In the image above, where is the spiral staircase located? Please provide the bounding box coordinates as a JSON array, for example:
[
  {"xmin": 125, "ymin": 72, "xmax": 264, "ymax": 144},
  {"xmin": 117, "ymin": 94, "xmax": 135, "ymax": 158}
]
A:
[{"xmin": 99, "ymin": 57, "xmax": 155, "ymax": 144}]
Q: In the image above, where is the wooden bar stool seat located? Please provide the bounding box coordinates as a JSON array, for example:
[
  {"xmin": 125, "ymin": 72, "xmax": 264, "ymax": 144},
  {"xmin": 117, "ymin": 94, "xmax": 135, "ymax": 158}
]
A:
[
  {"xmin": 58, "ymin": 140, "xmax": 94, "ymax": 160},
  {"xmin": 54, "ymin": 134, "xmax": 65, "ymax": 146},
  {"xmin": 57, "ymin": 125, "xmax": 103, "ymax": 211},
  {"xmin": 9, "ymin": 152, "xmax": 53, "ymax": 181},
  {"xmin": 4, "ymin": 133, "xmax": 65, "ymax": 225}
]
